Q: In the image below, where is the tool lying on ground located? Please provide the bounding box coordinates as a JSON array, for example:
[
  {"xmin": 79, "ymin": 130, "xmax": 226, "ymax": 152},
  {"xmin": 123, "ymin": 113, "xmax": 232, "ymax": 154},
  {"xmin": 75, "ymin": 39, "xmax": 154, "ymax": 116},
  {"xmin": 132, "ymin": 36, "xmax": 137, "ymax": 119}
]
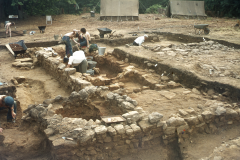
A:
[{"xmin": 194, "ymin": 24, "xmax": 210, "ymax": 35}]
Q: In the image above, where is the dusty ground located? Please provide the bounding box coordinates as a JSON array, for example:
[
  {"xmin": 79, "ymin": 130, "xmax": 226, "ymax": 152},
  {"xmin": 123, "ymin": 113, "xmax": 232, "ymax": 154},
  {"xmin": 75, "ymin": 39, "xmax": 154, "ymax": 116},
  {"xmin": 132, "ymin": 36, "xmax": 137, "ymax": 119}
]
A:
[
  {"xmin": 180, "ymin": 123, "xmax": 240, "ymax": 160},
  {"xmin": 0, "ymin": 13, "xmax": 240, "ymax": 45},
  {"xmin": 0, "ymin": 13, "xmax": 240, "ymax": 160}
]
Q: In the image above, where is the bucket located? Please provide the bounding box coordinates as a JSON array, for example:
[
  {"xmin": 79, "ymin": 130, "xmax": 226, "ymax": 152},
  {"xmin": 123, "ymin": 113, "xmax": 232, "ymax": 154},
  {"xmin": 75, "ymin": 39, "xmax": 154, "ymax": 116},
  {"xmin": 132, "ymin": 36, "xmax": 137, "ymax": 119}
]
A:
[
  {"xmin": 23, "ymin": 30, "xmax": 27, "ymax": 34},
  {"xmin": 4, "ymin": 21, "xmax": 9, "ymax": 27},
  {"xmin": 86, "ymin": 69, "xmax": 94, "ymax": 75},
  {"xmin": 54, "ymin": 35, "xmax": 59, "ymax": 40},
  {"xmin": 98, "ymin": 47, "xmax": 106, "ymax": 55},
  {"xmin": 90, "ymin": 11, "xmax": 95, "ymax": 17},
  {"xmin": 88, "ymin": 61, "xmax": 97, "ymax": 69},
  {"xmin": 86, "ymin": 56, "xmax": 93, "ymax": 61}
]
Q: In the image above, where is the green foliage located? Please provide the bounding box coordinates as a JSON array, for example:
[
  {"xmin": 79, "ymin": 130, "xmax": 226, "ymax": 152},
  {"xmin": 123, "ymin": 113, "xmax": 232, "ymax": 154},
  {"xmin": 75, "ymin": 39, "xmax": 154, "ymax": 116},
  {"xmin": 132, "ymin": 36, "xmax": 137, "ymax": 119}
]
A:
[
  {"xmin": 139, "ymin": 0, "xmax": 168, "ymax": 14},
  {"xmin": 145, "ymin": 4, "xmax": 164, "ymax": 14},
  {"xmin": 204, "ymin": 0, "xmax": 240, "ymax": 17},
  {"xmin": 8, "ymin": 0, "xmax": 239, "ymax": 17}
]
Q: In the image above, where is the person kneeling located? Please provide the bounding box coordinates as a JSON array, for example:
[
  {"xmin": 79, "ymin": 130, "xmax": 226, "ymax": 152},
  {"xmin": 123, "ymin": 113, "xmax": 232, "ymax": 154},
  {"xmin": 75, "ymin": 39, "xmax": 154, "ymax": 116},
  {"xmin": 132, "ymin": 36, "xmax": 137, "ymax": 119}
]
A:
[
  {"xmin": 133, "ymin": 34, "xmax": 148, "ymax": 46},
  {"xmin": 67, "ymin": 49, "xmax": 88, "ymax": 73}
]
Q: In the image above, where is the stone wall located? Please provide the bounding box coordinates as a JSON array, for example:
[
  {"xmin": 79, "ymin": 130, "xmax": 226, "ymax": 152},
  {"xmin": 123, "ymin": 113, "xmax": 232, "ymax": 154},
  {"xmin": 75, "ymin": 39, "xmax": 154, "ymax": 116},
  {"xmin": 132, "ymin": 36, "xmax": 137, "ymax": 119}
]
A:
[
  {"xmin": 22, "ymin": 85, "xmax": 240, "ymax": 160},
  {"xmin": 36, "ymin": 49, "xmax": 92, "ymax": 92},
  {"xmin": 26, "ymin": 43, "xmax": 240, "ymax": 160}
]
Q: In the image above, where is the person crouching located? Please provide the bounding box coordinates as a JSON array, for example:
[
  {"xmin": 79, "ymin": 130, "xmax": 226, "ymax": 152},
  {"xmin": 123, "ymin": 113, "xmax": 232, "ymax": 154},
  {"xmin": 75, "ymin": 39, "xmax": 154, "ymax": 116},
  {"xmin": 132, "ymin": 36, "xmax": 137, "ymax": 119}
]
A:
[
  {"xmin": 66, "ymin": 46, "xmax": 88, "ymax": 73},
  {"xmin": 133, "ymin": 34, "xmax": 148, "ymax": 46}
]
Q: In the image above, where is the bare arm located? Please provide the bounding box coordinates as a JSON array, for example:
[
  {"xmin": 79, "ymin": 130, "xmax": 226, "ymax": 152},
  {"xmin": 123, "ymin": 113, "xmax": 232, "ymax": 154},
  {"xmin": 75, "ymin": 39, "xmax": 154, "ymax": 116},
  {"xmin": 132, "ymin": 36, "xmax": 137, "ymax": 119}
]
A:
[
  {"xmin": 86, "ymin": 33, "xmax": 91, "ymax": 48},
  {"xmin": 0, "ymin": 128, "xmax": 2, "ymax": 133},
  {"xmin": 67, "ymin": 64, "xmax": 71, "ymax": 68},
  {"xmin": 11, "ymin": 105, "xmax": 16, "ymax": 119},
  {"xmin": 72, "ymin": 38, "xmax": 80, "ymax": 46}
]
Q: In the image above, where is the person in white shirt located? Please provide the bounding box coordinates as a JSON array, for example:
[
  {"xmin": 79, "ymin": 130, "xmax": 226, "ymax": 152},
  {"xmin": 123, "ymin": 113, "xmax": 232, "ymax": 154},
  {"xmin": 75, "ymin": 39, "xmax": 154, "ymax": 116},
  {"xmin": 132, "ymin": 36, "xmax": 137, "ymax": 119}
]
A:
[
  {"xmin": 5, "ymin": 22, "xmax": 15, "ymax": 38},
  {"xmin": 133, "ymin": 34, "xmax": 148, "ymax": 46},
  {"xmin": 67, "ymin": 48, "xmax": 88, "ymax": 73}
]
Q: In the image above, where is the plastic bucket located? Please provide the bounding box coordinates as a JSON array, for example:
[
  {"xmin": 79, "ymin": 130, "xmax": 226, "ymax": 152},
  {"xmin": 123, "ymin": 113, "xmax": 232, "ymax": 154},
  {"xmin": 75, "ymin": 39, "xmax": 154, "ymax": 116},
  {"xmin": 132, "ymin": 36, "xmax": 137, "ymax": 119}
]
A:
[
  {"xmin": 86, "ymin": 56, "xmax": 93, "ymax": 61},
  {"xmin": 88, "ymin": 61, "xmax": 97, "ymax": 69},
  {"xmin": 90, "ymin": 11, "xmax": 95, "ymax": 17},
  {"xmin": 54, "ymin": 35, "xmax": 59, "ymax": 40},
  {"xmin": 86, "ymin": 69, "xmax": 94, "ymax": 75},
  {"xmin": 98, "ymin": 47, "xmax": 106, "ymax": 55},
  {"xmin": 23, "ymin": 30, "xmax": 27, "ymax": 34}
]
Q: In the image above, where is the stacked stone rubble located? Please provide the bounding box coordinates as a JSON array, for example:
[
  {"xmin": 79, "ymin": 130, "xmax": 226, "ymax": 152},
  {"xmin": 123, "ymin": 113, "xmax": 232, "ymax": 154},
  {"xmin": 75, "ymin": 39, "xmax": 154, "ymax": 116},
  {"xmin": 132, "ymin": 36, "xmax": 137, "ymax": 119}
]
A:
[
  {"xmin": 35, "ymin": 50, "xmax": 92, "ymax": 91},
  {"xmin": 22, "ymin": 84, "xmax": 240, "ymax": 160}
]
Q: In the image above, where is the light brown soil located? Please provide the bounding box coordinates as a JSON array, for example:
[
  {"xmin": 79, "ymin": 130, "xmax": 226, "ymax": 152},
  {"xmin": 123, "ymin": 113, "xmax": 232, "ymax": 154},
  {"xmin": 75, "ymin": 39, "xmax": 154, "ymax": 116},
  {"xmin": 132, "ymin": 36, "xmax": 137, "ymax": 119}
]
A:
[
  {"xmin": 0, "ymin": 13, "xmax": 240, "ymax": 160},
  {"xmin": 180, "ymin": 124, "xmax": 240, "ymax": 160},
  {"xmin": 0, "ymin": 14, "xmax": 240, "ymax": 45}
]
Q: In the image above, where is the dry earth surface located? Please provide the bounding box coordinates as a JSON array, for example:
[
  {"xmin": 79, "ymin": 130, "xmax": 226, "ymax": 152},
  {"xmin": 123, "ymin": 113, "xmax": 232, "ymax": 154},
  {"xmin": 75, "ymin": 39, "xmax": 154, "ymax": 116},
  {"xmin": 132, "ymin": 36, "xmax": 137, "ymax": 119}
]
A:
[{"xmin": 0, "ymin": 13, "xmax": 240, "ymax": 160}]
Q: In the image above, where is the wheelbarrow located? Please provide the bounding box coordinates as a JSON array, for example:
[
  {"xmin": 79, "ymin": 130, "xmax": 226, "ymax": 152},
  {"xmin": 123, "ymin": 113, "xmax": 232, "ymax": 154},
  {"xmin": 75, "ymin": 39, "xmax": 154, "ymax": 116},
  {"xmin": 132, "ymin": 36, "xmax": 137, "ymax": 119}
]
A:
[
  {"xmin": 6, "ymin": 40, "xmax": 28, "ymax": 58},
  {"xmin": 38, "ymin": 26, "xmax": 46, "ymax": 33},
  {"xmin": 194, "ymin": 24, "xmax": 210, "ymax": 35},
  {"xmin": 97, "ymin": 28, "xmax": 112, "ymax": 38}
]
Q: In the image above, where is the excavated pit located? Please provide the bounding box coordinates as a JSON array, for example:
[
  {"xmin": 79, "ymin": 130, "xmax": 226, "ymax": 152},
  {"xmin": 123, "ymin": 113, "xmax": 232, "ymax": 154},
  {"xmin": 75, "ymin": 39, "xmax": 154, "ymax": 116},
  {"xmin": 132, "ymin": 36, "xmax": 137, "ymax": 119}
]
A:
[{"xmin": 1, "ymin": 33, "xmax": 240, "ymax": 160}]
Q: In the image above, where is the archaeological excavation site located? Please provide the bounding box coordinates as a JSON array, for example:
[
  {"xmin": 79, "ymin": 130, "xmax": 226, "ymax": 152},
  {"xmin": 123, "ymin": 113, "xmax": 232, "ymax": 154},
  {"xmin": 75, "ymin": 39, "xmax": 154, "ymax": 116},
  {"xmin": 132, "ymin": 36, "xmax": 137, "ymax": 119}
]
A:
[{"xmin": 0, "ymin": 32, "xmax": 240, "ymax": 160}]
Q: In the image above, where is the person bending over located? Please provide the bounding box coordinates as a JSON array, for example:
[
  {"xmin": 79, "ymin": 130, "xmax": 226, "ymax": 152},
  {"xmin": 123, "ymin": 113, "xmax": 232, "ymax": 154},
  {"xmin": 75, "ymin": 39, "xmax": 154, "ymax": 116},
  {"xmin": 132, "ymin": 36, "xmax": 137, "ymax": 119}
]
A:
[
  {"xmin": 62, "ymin": 29, "xmax": 81, "ymax": 56},
  {"xmin": 5, "ymin": 22, "xmax": 15, "ymax": 38},
  {"xmin": 79, "ymin": 28, "xmax": 91, "ymax": 48},
  {"xmin": 133, "ymin": 34, "xmax": 148, "ymax": 46},
  {"xmin": 0, "ymin": 95, "xmax": 17, "ymax": 132},
  {"xmin": 66, "ymin": 46, "xmax": 88, "ymax": 73}
]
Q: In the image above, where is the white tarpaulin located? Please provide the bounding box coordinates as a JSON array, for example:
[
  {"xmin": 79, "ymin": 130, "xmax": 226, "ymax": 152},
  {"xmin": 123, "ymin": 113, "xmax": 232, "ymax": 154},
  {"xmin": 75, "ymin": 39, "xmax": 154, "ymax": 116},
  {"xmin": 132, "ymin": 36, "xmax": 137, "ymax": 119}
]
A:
[
  {"xmin": 169, "ymin": 1, "xmax": 206, "ymax": 16},
  {"xmin": 100, "ymin": 0, "xmax": 139, "ymax": 17}
]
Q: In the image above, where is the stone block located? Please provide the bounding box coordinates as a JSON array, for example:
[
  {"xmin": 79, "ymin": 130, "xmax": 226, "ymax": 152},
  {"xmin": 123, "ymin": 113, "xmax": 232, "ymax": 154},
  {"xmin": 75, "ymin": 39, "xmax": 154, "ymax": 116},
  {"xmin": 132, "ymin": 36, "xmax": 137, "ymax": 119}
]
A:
[
  {"xmin": 58, "ymin": 63, "xmax": 66, "ymax": 70},
  {"xmin": 138, "ymin": 119, "xmax": 154, "ymax": 132},
  {"xmin": 130, "ymin": 124, "xmax": 141, "ymax": 133},
  {"xmin": 126, "ymin": 129, "xmax": 134, "ymax": 136},
  {"xmin": 79, "ymin": 129, "xmax": 95, "ymax": 143},
  {"xmin": 215, "ymin": 106, "xmax": 226, "ymax": 116},
  {"xmin": 134, "ymin": 107, "xmax": 144, "ymax": 114},
  {"xmin": 202, "ymin": 110, "xmax": 214, "ymax": 121},
  {"xmin": 164, "ymin": 127, "xmax": 176, "ymax": 135},
  {"xmin": 179, "ymin": 109, "xmax": 188, "ymax": 116},
  {"xmin": 177, "ymin": 124, "xmax": 189, "ymax": 135},
  {"xmin": 122, "ymin": 111, "xmax": 140, "ymax": 123},
  {"xmin": 12, "ymin": 62, "xmax": 33, "ymax": 68},
  {"xmin": 121, "ymin": 101, "xmax": 135, "ymax": 110},
  {"xmin": 44, "ymin": 128, "xmax": 55, "ymax": 137},
  {"xmin": 148, "ymin": 112, "xmax": 163, "ymax": 123},
  {"xmin": 114, "ymin": 124, "xmax": 125, "ymax": 134},
  {"xmin": 184, "ymin": 117, "xmax": 199, "ymax": 126},
  {"xmin": 166, "ymin": 117, "xmax": 185, "ymax": 127},
  {"xmin": 64, "ymin": 68, "xmax": 76, "ymax": 75},
  {"xmin": 109, "ymin": 84, "xmax": 120, "ymax": 91},
  {"xmin": 226, "ymin": 108, "xmax": 238, "ymax": 119},
  {"xmin": 155, "ymin": 84, "xmax": 166, "ymax": 90},
  {"xmin": 95, "ymin": 125, "xmax": 107, "ymax": 135}
]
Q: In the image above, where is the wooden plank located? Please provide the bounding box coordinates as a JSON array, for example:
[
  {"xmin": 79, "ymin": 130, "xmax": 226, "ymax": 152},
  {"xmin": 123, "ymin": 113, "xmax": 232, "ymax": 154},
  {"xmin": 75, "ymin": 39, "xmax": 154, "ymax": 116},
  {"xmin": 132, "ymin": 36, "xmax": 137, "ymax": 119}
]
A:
[{"xmin": 5, "ymin": 44, "xmax": 15, "ymax": 56}]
